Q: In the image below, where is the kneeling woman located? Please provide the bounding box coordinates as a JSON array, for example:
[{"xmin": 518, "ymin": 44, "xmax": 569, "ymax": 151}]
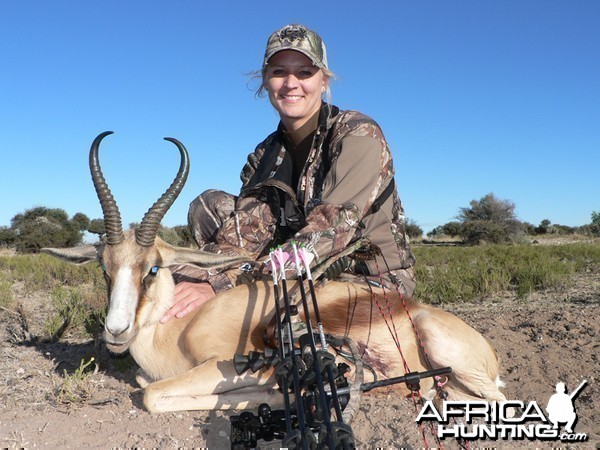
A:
[{"xmin": 163, "ymin": 24, "xmax": 415, "ymax": 322}]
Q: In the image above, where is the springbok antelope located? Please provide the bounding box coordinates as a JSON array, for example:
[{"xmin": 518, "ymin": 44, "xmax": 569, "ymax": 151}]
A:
[{"xmin": 43, "ymin": 132, "xmax": 508, "ymax": 415}]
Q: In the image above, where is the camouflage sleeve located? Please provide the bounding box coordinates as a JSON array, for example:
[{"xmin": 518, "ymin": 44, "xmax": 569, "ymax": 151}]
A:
[
  {"xmin": 171, "ymin": 191, "xmax": 277, "ymax": 293},
  {"xmin": 240, "ymin": 145, "xmax": 266, "ymax": 187},
  {"xmin": 206, "ymin": 190, "xmax": 278, "ymax": 290},
  {"xmin": 287, "ymin": 132, "xmax": 392, "ymax": 266}
]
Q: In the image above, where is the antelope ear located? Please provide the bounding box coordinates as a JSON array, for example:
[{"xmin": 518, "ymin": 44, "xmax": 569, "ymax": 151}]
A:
[
  {"xmin": 157, "ymin": 241, "xmax": 251, "ymax": 270},
  {"xmin": 41, "ymin": 245, "xmax": 99, "ymax": 265}
]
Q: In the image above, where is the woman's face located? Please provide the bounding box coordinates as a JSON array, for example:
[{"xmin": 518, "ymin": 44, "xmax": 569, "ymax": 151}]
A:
[{"xmin": 264, "ymin": 50, "xmax": 328, "ymax": 131}]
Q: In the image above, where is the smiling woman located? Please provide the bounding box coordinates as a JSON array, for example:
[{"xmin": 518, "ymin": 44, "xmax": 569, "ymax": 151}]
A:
[
  {"xmin": 165, "ymin": 23, "xmax": 416, "ymax": 322},
  {"xmin": 264, "ymin": 51, "xmax": 327, "ymax": 132}
]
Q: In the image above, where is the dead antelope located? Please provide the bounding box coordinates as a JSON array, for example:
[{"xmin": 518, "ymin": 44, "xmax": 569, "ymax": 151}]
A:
[{"xmin": 44, "ymin": 132, "xmax": 508, "ymax": 415}]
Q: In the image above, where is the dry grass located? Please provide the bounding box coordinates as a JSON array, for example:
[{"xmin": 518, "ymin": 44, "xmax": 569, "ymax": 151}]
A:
[{"xmin": 412, "ymin": 239, "xmax": 600, "ymax": 303}]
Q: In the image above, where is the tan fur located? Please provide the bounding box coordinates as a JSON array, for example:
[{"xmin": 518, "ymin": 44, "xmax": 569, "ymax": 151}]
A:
[{"xmin": 44, "ymin": 232, "xmax": 508, "ymax": 414}]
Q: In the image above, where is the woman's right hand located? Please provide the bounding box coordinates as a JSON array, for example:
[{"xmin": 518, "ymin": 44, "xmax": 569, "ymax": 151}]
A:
[{"xmin": 160, "ymin": 282, "xmax": 216, "ymax": 323}]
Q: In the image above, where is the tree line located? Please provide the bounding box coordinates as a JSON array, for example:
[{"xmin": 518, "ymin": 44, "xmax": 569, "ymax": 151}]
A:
[
  {"xmin": 0, "ymin": 206, "xmax": 194, "ymax": 253},
  {"xmin": 1, "ymin": 194, "xmax": 599, "ymax": 253},
  {"xmin": 422, "ymin": 193, "xmax": 600, "ymax": 244}
]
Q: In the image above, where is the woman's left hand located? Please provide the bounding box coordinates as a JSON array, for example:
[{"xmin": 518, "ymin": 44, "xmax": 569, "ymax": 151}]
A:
[{"xmin": 160, "ymin": 281, "xmax": 216, "ymax": 323}]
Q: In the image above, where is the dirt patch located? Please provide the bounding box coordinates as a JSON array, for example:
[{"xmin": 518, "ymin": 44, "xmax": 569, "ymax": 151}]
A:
[{"xmin": 1, "ymin": 273, "xmax": 598, "ymax": 449}]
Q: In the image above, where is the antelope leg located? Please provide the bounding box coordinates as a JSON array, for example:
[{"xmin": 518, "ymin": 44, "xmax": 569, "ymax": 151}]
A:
[{"xmin": 143, "ymin": 359, "xmax": 280, "ymax": 413}]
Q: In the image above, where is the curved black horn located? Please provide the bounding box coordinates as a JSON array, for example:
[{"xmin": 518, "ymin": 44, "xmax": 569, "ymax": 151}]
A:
[
  {"xmin": 89, "ymin": 131, "xmax": 124, "ymax": 245},
  {"xmin": 136, "ymin": 137, "xmax": 190, "ymax": 247}
]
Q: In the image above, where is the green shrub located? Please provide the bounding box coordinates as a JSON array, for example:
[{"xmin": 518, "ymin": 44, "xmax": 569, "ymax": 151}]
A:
[
  {"xmin": 44, "ymin": 286, "xmax": 93, "ymax": 341},
  {"xmin": 0, "ymin": 226, "xmax": 17, "ymax": 247},
  {"xmin": 457, "ymin": 193, "xmax": 527, "ymax": 245},
  {"xmin": 591, "ymin": 211, "xmax": 600, "ymax": 237},
  {"xmin": 10, "ymin": 207, "xmax": 87, "ymax": 253},
  {"xmin": 52, "ymin": 356, "xmax": 98, "ymax": 404},
  {"xmin": 405, "ymin": 219, "xmax": 423, "ymax": 240}
]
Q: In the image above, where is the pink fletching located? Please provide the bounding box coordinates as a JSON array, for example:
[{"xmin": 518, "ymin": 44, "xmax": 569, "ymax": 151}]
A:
[
  {"xmin": 297, "ymin": 247, "xmax": 314, "ymax": 269},
  {"xmin": 265, "ymin": 259, "xmax": 276, "ymax": 272},
  {"xmin": 271, "ymin": 247, "xmax": 289, "ymax": 270}
]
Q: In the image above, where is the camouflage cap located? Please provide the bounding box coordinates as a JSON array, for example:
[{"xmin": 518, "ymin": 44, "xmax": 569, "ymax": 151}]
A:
[{"xmin": 263, "ymin": 24, "xmax": 328, "ymax": 70}]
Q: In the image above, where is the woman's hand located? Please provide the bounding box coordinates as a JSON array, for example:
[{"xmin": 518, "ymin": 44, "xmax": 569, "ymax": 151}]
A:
[{"xmin": 160, "ymin": 282, "xmax": 216, "ymax": 323}]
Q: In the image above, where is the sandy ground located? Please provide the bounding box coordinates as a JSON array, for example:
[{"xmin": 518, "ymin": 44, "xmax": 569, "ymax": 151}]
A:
[{"xmin": 0, "ymin": 271, "xmax": 598, "ymax": 449}]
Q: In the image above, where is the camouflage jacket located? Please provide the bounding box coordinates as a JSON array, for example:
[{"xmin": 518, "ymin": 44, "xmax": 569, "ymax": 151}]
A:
[{"xmin": 202, "ymin": 103, "xmax": 415, "ymax": 291}]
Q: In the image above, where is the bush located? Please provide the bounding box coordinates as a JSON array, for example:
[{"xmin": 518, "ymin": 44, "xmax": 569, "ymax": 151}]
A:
[
  {"xmin": 405, "ymin": 219, "xmax": 423, "ymax": 240},
  {"xmin": 460, "ymin": 219, "xmax": 525, "ymax": 245},
  {"xmin": 591, "ymin": 211, "xmax": 600, "ymax": 237},
  {"xmin": 426, "ymin": 222, "xmax": 462, "ymax": 239},
  {"xmin": 173, "ymin": 225, "xmax": 195, "ymax": 247},
  {"xmin": 158, "ymin": 226, "xmax": 185, "ymax": 246},
  {"xmin": 457, "ymin": 193, "xmax": 525, "ymax": 245},
  {"xmin": 10, "ymin": 207, "xmax": 87, "ymax": 253},
  {"xmin": 534, "ymin": 219, "xmax": 551, "ymax": 235},
  {"xmin": 87, "ymin": 218, "xmax": 106, "ymax": 236},
  {"xmin": 442, "ymin": 221, "xmax": 463, "ymax": 237},
  {"xmin": 0, "ymin": 226, "xmax": 17, "ymax": 247},
  {"xmin": 71, "ymin": 213, "xmax": 91, "ymax": 231}
]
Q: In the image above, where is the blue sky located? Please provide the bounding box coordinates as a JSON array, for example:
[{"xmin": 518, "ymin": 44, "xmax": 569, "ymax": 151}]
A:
[{"xmin": 2, "ymin": 1, "xmax": 598, "ymax": 235}]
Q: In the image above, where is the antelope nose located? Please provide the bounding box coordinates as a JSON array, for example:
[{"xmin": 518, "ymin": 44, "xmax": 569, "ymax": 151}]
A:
[
  {"xmin": 105, "ymin": 323, "xmax": 129, "ymax": 337},
  {"xmin": 105, "ymin": 315, "xmax": 131, "ymax": 337}
]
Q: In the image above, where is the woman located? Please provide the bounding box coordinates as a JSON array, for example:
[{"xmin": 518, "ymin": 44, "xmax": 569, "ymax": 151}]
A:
[{"xmin": 162, "ymin": 24, "xmax": 415, "ymax": 322}]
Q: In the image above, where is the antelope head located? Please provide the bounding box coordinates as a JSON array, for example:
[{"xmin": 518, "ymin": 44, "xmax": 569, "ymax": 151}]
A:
[{"xmin": 43, "ymin": 132, "xmax": 249, "ymax": 353}]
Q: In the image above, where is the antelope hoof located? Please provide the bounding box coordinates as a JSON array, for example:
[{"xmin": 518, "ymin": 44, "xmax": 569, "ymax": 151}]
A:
[{"xmin": 136, "ymin": 368, "xmax": 152, "ymax": 389}]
